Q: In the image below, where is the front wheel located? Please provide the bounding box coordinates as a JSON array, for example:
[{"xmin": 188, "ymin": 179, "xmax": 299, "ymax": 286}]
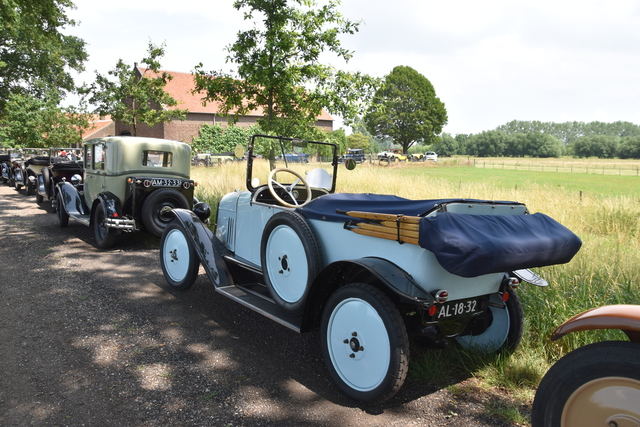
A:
[
  {"xmin": 455, "ymin": 290, "xmax": 524, "ymax": 353},
  {"xmin": 160, "ymin": 222, "xmax": 199, "ymax": 290},
  {"xmin": 93, "ymin": 203, "xmax": 119, "ymax": 249},
  {"xmin": 321, "ymin": 283, "xmax": 409, "ymax": 403},
  {"xmin": 532, "ymin": 341, "xmax": 640, "ymax": 426},
  {"xmin": 141, "ymin": 189, "xmax": 190, "ymax": 238},
  {"xmin": 56, "ymin": 193, "xmax": 69, "ymax": 227}
]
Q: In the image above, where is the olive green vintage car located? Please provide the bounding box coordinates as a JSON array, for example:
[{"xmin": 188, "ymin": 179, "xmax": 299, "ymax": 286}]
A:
[{"xmin": 56, "ymin": 136, "xmax": 209, "ymax": 248}]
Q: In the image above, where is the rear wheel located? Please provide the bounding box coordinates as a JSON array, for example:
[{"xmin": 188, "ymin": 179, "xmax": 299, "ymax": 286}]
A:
[
  {"xmin": 93, "ymin": 203, "xmax": 119, "ymax": 249},
  {"xmin": 26, "ymin": 178, "xmax": 34, "ymax": 195},
  {"xmin": 56, "ymin": 193, "xmax": 69, "ymax": 227},
  {"xmin": 455, "ymin": 290, "xmax": 523, "ymax": 353},
  {"xmin": 532, "ymin": 341, "xmax": 640, "ymax": 426},
  {"xmin": 141, "ymin": 188, "xmax": 190, "ymax": 238},
  {"xmin": 321, "ymin": 283, "xmax": 409, "ymax": 403},
  {"xmin": 160, "ymin": 222, "xmax": 199, "ymax": 290}
]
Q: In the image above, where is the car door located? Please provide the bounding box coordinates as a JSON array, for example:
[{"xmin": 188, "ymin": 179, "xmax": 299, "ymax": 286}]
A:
[{"xmin": 84, "ymin": 141, "xmax": 106, "ymax": 204}]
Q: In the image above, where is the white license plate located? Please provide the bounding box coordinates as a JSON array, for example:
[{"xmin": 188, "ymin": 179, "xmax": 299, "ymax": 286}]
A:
[
  {"xmin": 151, "ymin": 178, "xmax": 181, "ymax": 187},
  {"xmin": 436, "ymin": 298, "xmax": 481, "ymax": 319}
]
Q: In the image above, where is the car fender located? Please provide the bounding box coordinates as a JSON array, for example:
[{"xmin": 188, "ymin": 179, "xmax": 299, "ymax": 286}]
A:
[
  {"xmin": 58, "ymin": 181, "xmax": 89, "ymax": 216},
  {"xmin": 170, "ymin": 208, "xmax": 230, "ymax": 288},
  {"xmin": 91, "ymin": 192, "xmax": 124, "ymax": 225},
  {"xmin": 551, "ymin": 304, "xmax": 640, "ymax": 343},
  {"xmin": 301, "ymin": 257, "xmax": 434, "ymax": 332}
]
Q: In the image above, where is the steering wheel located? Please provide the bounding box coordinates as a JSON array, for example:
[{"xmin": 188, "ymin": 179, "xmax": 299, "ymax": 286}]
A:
[{"xmin": 268, "ymin": 167, "xmax": 312, "ymax": 208}]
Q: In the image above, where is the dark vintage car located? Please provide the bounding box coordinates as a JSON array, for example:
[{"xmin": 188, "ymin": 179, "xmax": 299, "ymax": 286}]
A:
[
  {"xmin": 13, "ymin": 150, "xmax": 51, "ymax": 195},
  {"xmin": 339, "ymin": 148, "xmax": 366, "ymax": 164},
  {"xmin": 55, "ymin": 136, "xmax": 208, "ymax": 249},
  {"xmin": 532, "ymin": 304, "xmax": 640, "ymax": 426},
  {"xmin": 35, "ymin": 148, "xmax": 84, "ymax": 208},
  {"xmin": 158, "ymin": 134, "xmax": 582, "ymax": 403}
]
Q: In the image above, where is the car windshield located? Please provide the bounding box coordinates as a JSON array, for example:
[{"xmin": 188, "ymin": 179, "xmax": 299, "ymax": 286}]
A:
[{"xmin": 247, "ymin": 134, "xmax": 338, "ymax": 193}]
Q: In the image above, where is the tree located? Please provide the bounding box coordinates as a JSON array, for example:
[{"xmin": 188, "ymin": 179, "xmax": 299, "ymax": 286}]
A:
[
  {"xmin": 346, "ymin": 133, "xmax": 370, "ymax": 150},
  {"xmin": 364, "ymin": 66, "xmax": 447, "ymax": 154},
  {"xmin": 433, "ymin": 133, "xmax": 458, "ymax": 157},
  {"xmin": 572, "ymin": 135, "xmax": 619, "ymax": 158},
  {"xmin": 0, "ymin": 89, "xmax": 90, "ymax": 148},
  {"xmin": 193, "ymin": 0, "xmax": 378, "ymax": 138},
  {"xmin": 618, "ymin": 136, "xmax": 640, "ymax": 159},
  {"xmin": 90, "ymin": 41, "xmax": 187, "ymax": 136},
  {"xmin": 0, "ymin": 0, "xmax": 87, "ymax": 114},
  {"xmin": 467, "ymin": 130, "xmax": 508, "ymax": 157}
]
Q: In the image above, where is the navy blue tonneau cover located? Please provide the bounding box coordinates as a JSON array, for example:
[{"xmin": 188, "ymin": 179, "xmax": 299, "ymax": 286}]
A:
[
  {"xmin": 418, "ymin": 212, "xmax": 582, "ymax": 277},
  {"xmin": 298, "ymin": 193, "xmax": 521, "ymax": 222},
  {"xmin": 298, "ymin": 193, "xmax": 582, "ymax": 277}
]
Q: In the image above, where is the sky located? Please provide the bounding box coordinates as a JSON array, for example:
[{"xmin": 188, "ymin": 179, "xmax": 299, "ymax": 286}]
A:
[{"xmin": 66, "ymin": 0, "xmax": 640, "ymax": 135}]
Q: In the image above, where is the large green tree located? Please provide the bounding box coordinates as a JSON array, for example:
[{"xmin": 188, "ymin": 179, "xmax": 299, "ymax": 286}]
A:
[
  {"xmin": 0, "ymin": 0, "xmax": 87, "ymax": 114},
  {"xmin": 89, "ymin": 41, "xmax": 187, "ymax": 136},
  {"xmin": 0, "ymin": 89, "xmax": 90, "ymax": 147},
  {"xmin": 193, "ymin": 0, "xmax": 378, "ymax": 138},
  {"xmin": 365, "ymin": 65, "xmax": 447, "ymax": 154}
]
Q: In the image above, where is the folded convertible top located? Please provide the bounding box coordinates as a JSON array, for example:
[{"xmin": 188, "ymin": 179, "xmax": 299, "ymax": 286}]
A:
[{"xmin": 417, "ymin": 212, "xmax": 582, "ymax": 277}]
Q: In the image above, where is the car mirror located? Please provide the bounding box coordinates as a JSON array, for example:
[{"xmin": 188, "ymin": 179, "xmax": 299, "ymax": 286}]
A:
[{"xmin": 345, "ymin": 158, "xmax": 357, "ymax": 171}]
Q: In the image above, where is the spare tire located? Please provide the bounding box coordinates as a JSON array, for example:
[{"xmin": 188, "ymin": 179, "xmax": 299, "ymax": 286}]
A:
[
  {"xmin": 260, "ymin": 211, "xmax": 323, "ymax": 314},
  {"xmin": 141, "ymin": 188, "xmax": 190, "ymax": 238}
]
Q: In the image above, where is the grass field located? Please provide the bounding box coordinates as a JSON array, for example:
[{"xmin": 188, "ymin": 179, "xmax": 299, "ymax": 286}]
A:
[{"xmin": 191, "ymin": 158, "xmax": 640, "ymax": 425}]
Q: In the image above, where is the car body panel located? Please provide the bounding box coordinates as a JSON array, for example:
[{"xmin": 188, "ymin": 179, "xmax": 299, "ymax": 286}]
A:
[{"xmin": 551, "ymin": 304, "xmax": 640, "ymax": 342}]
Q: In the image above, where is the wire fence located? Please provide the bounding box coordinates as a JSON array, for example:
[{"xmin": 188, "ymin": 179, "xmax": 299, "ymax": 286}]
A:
[{"xmin": 474, "ymin": 159, "xmax": 640, "ymax": 176}]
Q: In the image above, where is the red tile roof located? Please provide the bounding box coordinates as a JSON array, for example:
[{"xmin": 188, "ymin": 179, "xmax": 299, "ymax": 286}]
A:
[
  {"xmin": 82, "ymin": 115, "xmax": 113, "ymax": 139},
  {"xmin": 137, "ymin": 67, "xmax": 333, "ymax": 121}
]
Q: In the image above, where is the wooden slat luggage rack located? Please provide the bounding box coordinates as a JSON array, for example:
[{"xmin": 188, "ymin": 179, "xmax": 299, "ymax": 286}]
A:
[{"xmin": 337, "ymin": 210, "xmax": 422, "ymax": 246}]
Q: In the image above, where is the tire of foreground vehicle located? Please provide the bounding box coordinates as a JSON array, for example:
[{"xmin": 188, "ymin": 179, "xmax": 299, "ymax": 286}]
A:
[
  {"xmin": 531, "ymin": 341, "xmax": 640, "ymax": 427},
  {"xmin": 26, "ymin": 178, "xmax": 35, "ymax": 196},
  {"xmin": 93, "ymin": 203, "xmax": 119, "ymax": 249},
  {"xmin": 141, "ymin": 188, "xmax": 190, "ymax": 238},
  {"xmin": 321, "ymin": 283, "xmax": 409, "ymax": 403},
  {"xmin": 56, "ymin": 193, "xmax": 69, "ymax": 227},
  {"xmin": 260, "ymin": 211, "xmax": 323, "ymax": 315},
  {"xmin": 455, "ymin": 289, "xmax": 524, "ymax": 353},
  {"xmin": 159, "ymin": 222, "xmax": 199, "ymax": 290}
]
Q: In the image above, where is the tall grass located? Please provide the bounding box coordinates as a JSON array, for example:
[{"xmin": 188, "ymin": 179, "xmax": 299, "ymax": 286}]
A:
[{"xmin": 192, "ymin": 161, "xmax": 640, "ymax": 424}]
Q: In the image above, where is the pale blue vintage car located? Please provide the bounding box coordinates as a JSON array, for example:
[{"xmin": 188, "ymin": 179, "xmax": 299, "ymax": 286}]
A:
[{"xmin": 159, "ymin": 134, "xmax": 581, "ymax": 403}]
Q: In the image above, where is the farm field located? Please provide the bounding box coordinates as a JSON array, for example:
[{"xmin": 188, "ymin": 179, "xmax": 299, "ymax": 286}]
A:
[{"xmin": 192, "ymin": 158, "xmax": 640, "ymax": 425}]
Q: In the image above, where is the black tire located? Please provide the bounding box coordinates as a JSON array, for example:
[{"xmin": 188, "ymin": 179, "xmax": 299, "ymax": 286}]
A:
[
  {"xmin": 456, "ymin": 290, "xmax": 524, "ymax": 353},
  {"xmin": 56, "ymin": 192, "xmax": 69, "ymax": 227},
  {"xmin": 159, "ymin": 222, "xmax": 199, "ymax": 290},
  {"xmin": 35, "ymin": 191, "xmax": 43, "ymax": 203},
  {"xmin": 93, "ymin": 203, "xmax": 119, "ymax": 249},
  {"xmin": 26, "ymin": 178, "xmax": 35, "ymax": 196},
  {"xmin": 532, "ymin": 341, "xmax": 640, "ymax": 426},
  {"xmin": 14, "ymin": 172, "xmax": 22, "ymax": 191},
  {"xmin": 141, "ymin": 188, "xmax": 190, "ymax": 238},
  {"xmin": 321, "ymin": 283, "xmax": 409, "ymax": 403},
  {"xmin": 41, "ymin": 167, "xmax": 51, "ymax": 198},
  {"xmin": 260, "ymin": 211, "xmax": 323, "ymax": 315}
]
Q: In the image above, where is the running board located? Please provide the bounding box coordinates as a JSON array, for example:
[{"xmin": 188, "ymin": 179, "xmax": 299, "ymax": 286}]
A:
[
  {"xmin": 70, "ymin": 214, "xmax": 90, "ymax": 227},
  {"xmin": 215, "ymin": 285, "xmax": 302, "ymax": 333}
]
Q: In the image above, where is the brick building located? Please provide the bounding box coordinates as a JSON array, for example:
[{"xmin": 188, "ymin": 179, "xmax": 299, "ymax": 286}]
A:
[{"xmin": 115, "ymin": 66, "xmax": 334, "ymax": 143}]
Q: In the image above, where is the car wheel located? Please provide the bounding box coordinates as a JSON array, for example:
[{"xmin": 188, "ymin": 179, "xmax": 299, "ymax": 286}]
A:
[
  {"xmin": 26, "ymin": 179, "xmax": 34, "ymax": 196},
  {"xmin": 532, "ymin": 341, "xmax": 640, "ymax": 426},
  {"xmin": 41, "ymin": 167, "xmax": 51, "ymax": 198},
  {"xmin": 455, "ymin": 290, "xmax": 523, "ymax": 353},
  {"xmin": 160, "ymin": 222, "xmax": 199, "ymax": 290},
  {"xmin": 141, "ymin": 188, "xmax": 190, "ymax": 238},
  {"xmin": 56, "ymin": 193, "xmax": 69, "ymax": 227},
  {"xmin": 93, "ymin": 203, "xmax": 119, "ymax": 249},
  {"xmin": 321, "ymin": 283, "xmax": 409, "ymax": 403},
  {"xmin": 14, "ymin": 175, "xmax": 22, "ymax": 191},
  {"xmin": 260, "ymin": 211, "xmax": 323, "ymax": 315},
  {"xmin": 35, "ymin": 191, "xmax": 43, "ymax": 203}
]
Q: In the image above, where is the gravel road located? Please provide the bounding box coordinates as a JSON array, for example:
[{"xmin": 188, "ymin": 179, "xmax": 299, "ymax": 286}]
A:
[{"xmin": 0, "ymin": 183, "xmax": 520, "ymax": 426}]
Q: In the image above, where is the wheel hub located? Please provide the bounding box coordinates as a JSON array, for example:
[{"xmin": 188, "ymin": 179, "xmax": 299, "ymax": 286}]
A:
[{"xmin": 343, "ymin": 332, "xmax": 365, "ymax": 359}]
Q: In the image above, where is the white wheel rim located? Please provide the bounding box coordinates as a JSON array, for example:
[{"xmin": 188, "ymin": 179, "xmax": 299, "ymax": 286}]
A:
[
  {"xmin": 265, "ymin": 225, "xmax": 308, "ymax": 303},
  {"xmin": 326, "ymin": 297, "xmax": 390, "ymax": 392},
  {"xmin": 163, "ymin": 228, "xmax": 190, "ymax": 283},
  {"xmin": 456, "ymin": 293, "xmax": 510, "ymax": 352}
]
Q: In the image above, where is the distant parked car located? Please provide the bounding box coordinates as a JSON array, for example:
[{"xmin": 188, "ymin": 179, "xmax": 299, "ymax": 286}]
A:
[
  {"xmin": 532, "ymin": 304, "xmax": 640, "ymax": 426},
  {"xmin": 35, "ymin": 148, "xmax": 84, "ymax": 209},
  {"xmin": 339, "ymin": 148, "xmax": 365, "ymax": 164},
  {"xmin": 425, "ymin": 151, "xmax": 438, "ymax": 162},
  {"xmin": 55, "ymin": 136, "xmax": 208, "ymax": 248},
  {"xmin": 192, "ymin": 151, "xmax": 236, "ymax": 167},
  {"xmin": 377, "ymin": 148, "xmax": 408, "ymax": 162}
]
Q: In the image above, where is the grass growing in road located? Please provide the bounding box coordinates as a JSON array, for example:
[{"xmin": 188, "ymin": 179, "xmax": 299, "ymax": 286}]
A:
[{"xmin": 191, "ymin": 159, "xmax": 640, "ymax": 425}]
